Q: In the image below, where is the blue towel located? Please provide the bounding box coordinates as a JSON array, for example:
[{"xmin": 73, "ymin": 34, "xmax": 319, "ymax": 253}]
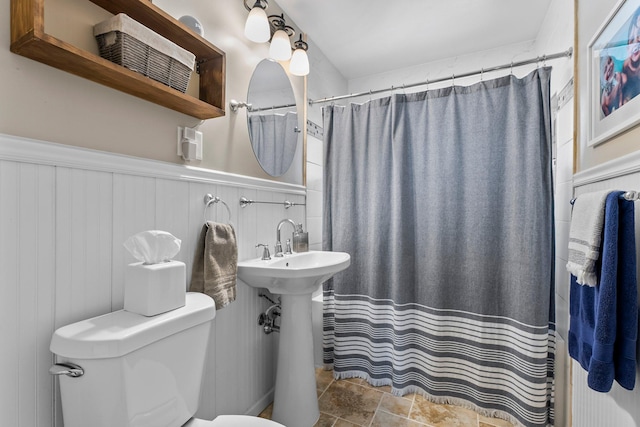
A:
[{"xmin": 568, "ymin": 191, "xmax": 637, "ymax": 392}]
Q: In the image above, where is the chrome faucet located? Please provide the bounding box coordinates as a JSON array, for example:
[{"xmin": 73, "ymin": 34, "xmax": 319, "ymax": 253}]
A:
[{"xmin": 275, "ymin": 219, "xmax": 296, "ymax": 257}]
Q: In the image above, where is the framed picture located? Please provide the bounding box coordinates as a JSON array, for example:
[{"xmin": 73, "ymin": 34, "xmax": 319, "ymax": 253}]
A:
[{"xmin": 587, "ymin": 0, "xmax": 640, "ymax": 147}]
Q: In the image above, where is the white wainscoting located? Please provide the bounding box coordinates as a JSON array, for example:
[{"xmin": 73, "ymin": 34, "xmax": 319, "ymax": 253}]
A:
[
  {"xmin": 0, "ymin": 133, "xmax": 306, "ymax": 426},
  {"xmin": 570, "ymin": 149, "xmax": 640, "ymax": 427}
]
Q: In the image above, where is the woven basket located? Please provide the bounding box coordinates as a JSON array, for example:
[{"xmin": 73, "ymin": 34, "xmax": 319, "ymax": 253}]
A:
[{"xmin": 95, "ymin": 14, "xmax": 195, "ymax": 93}]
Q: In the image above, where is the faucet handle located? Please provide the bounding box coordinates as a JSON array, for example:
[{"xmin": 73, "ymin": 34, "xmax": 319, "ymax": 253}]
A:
[
  {"xmin": 256, "ymin": 243, "xmax": 271, "ymax": 260},
  {"xmin": 274, "ymin": 241, "xmax": 284, "ymax": 257},
  {"xmin": 285, "ymin": 239, "xmax": 292, "ymax": 255}
]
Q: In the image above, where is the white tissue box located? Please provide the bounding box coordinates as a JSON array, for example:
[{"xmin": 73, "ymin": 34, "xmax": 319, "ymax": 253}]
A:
[{"xmin": 124, "ymin": 261, "xmax": 186, "ymax": 316}]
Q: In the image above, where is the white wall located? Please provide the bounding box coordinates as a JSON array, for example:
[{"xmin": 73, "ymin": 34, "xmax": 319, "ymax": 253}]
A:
[
  {"xmin": 347, "ymin": 40, "xmax": 538, "ymax": 96},
  {"xmin": 306, "ymin": 39, "xmax": 349, "ymax": 128},
  {"xmin": 0, "ymin": 133, "xmax": 306, "ymax": 426}
]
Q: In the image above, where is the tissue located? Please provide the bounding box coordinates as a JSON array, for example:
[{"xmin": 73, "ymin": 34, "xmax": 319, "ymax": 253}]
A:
[
  {"xmin": 123, "ymin": 230, "xmax": 181, "ymax": 264},
  {"xmin": 123, "ymin": 230, "xmax": 185, "ymax": 316}
]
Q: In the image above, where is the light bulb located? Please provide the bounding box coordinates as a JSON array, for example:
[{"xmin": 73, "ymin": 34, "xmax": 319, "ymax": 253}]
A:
[
  {"xmin": 290, "ymin": 48, "xmax": 309, "ymax": 76},
  {"xmin": 269, "ymin": 29, "xmax": 292, "ymax": 61},
  {"xmin": 244, "ymin": 6, "xmax": 270, "ymax": 43}
]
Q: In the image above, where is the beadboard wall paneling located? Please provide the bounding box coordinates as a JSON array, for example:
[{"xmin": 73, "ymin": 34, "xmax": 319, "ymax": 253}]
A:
[
  {"xmin": 112, "ymin": 174, "xmax": 157, "ymax": 311},
  {"xmin": 0, "ymin": 161, "xmax": 57, "ymax": 427},
  {"xmin": 0, "ymin": 133, "xmax": 306, "ymax": 427},
  {"xmin": 33, "ymin": 166, "xmax": 57, "ymax": 427},
  {"xmin": 55, "ymin": 168, "xmax": 114, "ymax": 327},
  {"xmin": 156, "ymin": 178, "xmax": 192, "ymax": 267},
  {"xmin": 0, "ymin": 160, "xmax": 20, "ymax": 427},
  {"xmin": 571, "ymin": 153, "xmax": 640, "ymax": 427}
]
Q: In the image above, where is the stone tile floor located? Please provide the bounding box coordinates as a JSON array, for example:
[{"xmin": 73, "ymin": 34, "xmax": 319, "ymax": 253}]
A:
[{"xmin": 258, "ymin": 368, "xmax": 516, "ymax": 427}]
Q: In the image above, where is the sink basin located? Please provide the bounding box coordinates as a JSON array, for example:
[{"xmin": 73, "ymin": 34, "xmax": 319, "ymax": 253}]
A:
[
  {"xmin": 236, "ymin": 250, "xmax": 350, "ymax": 427},
  {"xmin": 237, "ymin": 250, "xmax": 350, "ymax": 295}
]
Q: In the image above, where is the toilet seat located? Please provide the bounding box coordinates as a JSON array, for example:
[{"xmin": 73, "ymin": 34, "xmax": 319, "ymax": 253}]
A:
[{"xmin": 184, "ymin": 416, "xmax": 285, "ymax": 427}]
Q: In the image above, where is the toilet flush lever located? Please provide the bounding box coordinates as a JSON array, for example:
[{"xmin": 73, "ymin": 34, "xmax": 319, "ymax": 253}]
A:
[{"xmin": 49, "ymin": 362, "xmax": 84, "ymax": 378}]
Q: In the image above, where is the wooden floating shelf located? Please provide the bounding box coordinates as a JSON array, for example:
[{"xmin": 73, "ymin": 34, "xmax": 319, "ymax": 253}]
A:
[{"xmin": 10, "ymin": 0, "xmax": 226, "ymax": 119}]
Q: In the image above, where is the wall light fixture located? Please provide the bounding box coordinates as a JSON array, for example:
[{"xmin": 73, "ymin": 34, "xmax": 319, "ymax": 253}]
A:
[
  {"xmin": 242, "ymin": 0, "xmax": 309, "ymax": 76},
  {"xmin": 244, "ymin": 0, "xmax": 270, "ymax": 42},
  {"xmin": 268, "ymin": 14, "xmax": 295, "ymax": 61},
  {"xmin": 290, "ymin": 35, "xmax": 309, "ymax": 76}
]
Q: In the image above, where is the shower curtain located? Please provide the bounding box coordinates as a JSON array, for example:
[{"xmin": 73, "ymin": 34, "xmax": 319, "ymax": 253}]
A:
[
  {"xmin": 323, "ymin": 68, "xmax": 555, "ymax": 427},
  {"xmin": 248, "ymin": 111, "xmax": 298, "ymax": 176}
]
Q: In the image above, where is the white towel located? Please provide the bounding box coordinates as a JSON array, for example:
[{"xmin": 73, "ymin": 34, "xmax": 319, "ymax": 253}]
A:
[{"xmin": 566, "ymin": 190, "xmax": 614, "ymax": 286}]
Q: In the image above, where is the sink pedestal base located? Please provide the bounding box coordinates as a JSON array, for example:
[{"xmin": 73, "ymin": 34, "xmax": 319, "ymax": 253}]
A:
[
  {"xmin": 271, "ymin": 294, "xmax": 320, "ymax": 427},
  {"xmin": 236, "ymin": 251, "xmax": 351, "ymax": 426}
]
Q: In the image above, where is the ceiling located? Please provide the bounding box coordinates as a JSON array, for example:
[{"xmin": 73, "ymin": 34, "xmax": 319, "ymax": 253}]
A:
[{"xmin": 275, "ymin": 0, "xmax": 554, "ymax": 80}]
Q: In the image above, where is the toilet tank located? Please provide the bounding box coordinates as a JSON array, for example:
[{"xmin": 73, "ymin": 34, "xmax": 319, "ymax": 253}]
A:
[{"xmin": 50, "ymin": 292, "xmax": 216, "ymax": 427}]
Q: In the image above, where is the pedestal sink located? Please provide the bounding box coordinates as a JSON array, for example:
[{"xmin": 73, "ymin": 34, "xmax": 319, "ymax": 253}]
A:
[{"xmin": 237, "ymin": 251, "xmax": 350, "ymax": 427}]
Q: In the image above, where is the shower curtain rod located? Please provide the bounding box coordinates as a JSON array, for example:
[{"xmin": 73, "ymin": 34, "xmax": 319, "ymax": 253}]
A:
[
  {"xmin": 249, "ymin": 103, "xmax": 297, "ymax": 112},
  {"xmin": 308, "ymin": 47, "xmax": 573, "ymax": 105}
]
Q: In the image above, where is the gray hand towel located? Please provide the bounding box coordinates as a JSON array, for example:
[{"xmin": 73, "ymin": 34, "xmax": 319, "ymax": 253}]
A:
[{"xmin": 190, "ymin": 222, "xmax": 238, "ymax": 309}]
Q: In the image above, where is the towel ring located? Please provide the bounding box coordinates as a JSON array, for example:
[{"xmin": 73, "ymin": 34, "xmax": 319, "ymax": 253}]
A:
[{"xmin": 203, "ymin": 194, "xmax": 232, "ymax": 223}]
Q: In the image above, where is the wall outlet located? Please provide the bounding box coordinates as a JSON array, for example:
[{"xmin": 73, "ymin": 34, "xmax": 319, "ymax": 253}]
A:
[{"xmin": 177, "ymin": 126, "xmax": 203, "ymax": 161}]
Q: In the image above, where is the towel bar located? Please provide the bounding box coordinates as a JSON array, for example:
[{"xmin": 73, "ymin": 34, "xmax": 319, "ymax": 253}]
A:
[
  {"xmin": 571, "ymin": 191, "xmax": 639, "ymax": 205},
  {"xmin": 239, "ymin": 196, "xmax": 305, "ymax": 209},
  {"xmin": 623, "ymin": 191, "xmax": 639, "ymax": 201},
  {"xmin": 203, "ymin": 194, "xmax": 232, "ymax": 223}
]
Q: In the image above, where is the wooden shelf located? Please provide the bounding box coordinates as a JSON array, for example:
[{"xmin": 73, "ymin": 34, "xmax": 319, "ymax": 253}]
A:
[{"xmin": 10, "ymin": 0, "xmax": 226, "ymax": 119}]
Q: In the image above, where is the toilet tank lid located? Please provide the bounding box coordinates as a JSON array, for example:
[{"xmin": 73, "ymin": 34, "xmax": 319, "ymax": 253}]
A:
[{"xmin": 50, "ymin": 293, "xmax": 215, "ymax": 360}]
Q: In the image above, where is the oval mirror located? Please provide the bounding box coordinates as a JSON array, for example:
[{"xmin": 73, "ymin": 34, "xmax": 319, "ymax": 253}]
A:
[{"xmin": 246, "ymin": 59, "xmax": 299, "ymax": 177}]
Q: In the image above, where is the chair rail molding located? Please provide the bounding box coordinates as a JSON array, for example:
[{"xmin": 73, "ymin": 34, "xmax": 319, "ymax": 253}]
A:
[
  {"xmin": 0, "ymin": 133, "xmax": 305, "ymax": 195},
  {"xmin": 573, "ymin": 149, "xmax": 640, "ymax": 188}
]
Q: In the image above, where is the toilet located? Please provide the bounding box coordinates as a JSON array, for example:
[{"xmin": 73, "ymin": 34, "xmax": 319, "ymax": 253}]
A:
[{"xmin": 50, "ymin": 292, "xmax": 283, "ymax": 427}]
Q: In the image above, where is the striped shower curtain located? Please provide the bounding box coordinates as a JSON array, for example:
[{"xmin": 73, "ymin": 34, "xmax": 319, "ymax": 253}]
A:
[{"xmin": 323, "ymin": 68, "xmax": 555, "ymax": 427}]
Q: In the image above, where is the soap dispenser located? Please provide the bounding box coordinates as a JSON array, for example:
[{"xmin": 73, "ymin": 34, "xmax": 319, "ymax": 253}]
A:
[{"xmin": 293, "ymin": 223, "xmax": 309, "ymax": 253}]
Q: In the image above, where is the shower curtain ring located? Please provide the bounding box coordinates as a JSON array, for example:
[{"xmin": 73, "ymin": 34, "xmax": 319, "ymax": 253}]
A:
[
  {"xmin": 510, "ymin": 61, "xmax": 514, "ymax": 75},
  {"xmin": 480, "ymin": 68, "xmax": 484, "ymax": 81},
  {"xmin": 452, "ymin": 73, "xmax": 455, "ymax": 86}
]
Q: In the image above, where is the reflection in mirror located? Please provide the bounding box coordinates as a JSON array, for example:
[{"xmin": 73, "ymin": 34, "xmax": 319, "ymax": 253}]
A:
[{"xmin": 247, "ymin": 59, "xmax": 299, "ymax": 177}]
